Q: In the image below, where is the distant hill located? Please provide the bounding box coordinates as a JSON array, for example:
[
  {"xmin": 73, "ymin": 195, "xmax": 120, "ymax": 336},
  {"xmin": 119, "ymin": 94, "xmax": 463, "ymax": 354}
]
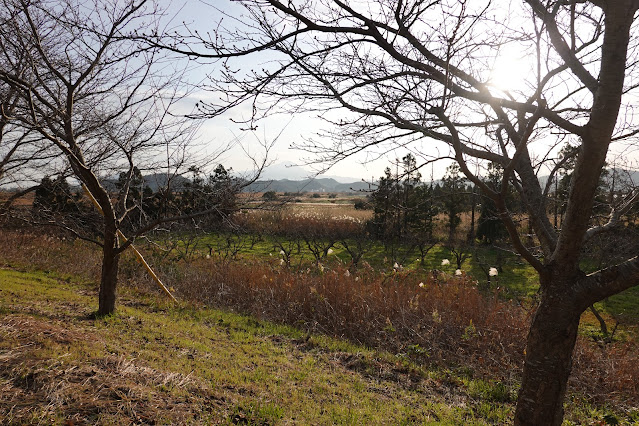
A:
[
  {"xmin": 102, "ymin": 167, "xmax": 638, "ymax": 195},
  {"xmin": 252, "ymin": 161, "xmax": 362, "ymax": 183},
  {"xmin": 102, "ymin": 173, "xmax": 370, "ymax": 194},
  {"xmin": 244, "ymin": 177, "xmax": 372, "ymax": 193},
  {"xmin": 538, "ymin": 168, "xmax": 639, "ymax": 191},
  {"xmin": 259, "ymin": 162, "xmax": 315, "ymax": 181},
  {"xmin": 141, "ymin": 173, "xmax": 191, "ymax": 192}
]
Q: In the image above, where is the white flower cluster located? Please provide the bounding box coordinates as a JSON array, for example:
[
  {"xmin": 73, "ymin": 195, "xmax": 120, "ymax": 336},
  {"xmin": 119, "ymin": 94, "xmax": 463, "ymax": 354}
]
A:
[
  {"xmin": 334, "ymin": 214, "xmax": 363, "ymax": 223},
  {"xmin": 290, "ymin": 211, "xmax": 362, "ymax": 223}
]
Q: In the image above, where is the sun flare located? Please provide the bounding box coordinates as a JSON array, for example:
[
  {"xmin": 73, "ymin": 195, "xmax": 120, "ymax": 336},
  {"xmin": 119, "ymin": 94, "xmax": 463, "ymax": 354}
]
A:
[{"xmin": 488, "ymin": 53, "xmax": 535, "ymax": 93}]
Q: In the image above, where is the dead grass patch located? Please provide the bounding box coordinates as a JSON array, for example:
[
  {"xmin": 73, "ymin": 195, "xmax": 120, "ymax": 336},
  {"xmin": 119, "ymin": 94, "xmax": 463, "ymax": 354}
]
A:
[{"xmin": 0, "ymin": 312, "xmax": 223, "ymax": 425}]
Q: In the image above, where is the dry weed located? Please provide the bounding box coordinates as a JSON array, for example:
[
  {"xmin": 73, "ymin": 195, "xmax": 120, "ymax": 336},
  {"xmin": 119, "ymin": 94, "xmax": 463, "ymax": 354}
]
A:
[{"xmin": 0, "ymin": 314, "xmax": 220, "ymax": 425}]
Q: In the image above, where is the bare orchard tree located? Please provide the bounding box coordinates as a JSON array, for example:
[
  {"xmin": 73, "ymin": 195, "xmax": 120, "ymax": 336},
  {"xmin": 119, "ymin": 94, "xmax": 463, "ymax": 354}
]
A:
[
  {"xmin": 162, "ymin": 0, "xmax": 639, "ymax": 424},
  {"xmin": 0, "ymin": 0, "xmax": 182, "ymax": 315},
  {"xmin": 0, "ymin": 0, "xmax": 266, "ymax": 316}
]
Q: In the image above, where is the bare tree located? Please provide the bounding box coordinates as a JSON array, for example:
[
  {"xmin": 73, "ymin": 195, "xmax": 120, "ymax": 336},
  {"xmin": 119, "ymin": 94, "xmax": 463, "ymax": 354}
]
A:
[
  {"xmin": 0, "ymin": 89, "xmax": 56, "ymax": 217},
  {"xmin": 0, "ymin": 0, "xmax": 266, "ymax": 316},
  {"xmin": 0, "ymin": 0, "xmax": 183, "ymax": 315},
  {"xmin": 162, "ymin": 1, "xmax": 639, "ymax": 423}
]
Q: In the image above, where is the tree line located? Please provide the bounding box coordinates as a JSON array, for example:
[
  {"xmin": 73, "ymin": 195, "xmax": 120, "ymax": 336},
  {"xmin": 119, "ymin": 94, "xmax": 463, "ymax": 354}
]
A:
[
  {"xmin": 365, "ymin": 151, "xmax": 639, "ymax": 257},
  {"xmin": 29, "ymin": 164, "xmax": 241, "ymax": 232}
]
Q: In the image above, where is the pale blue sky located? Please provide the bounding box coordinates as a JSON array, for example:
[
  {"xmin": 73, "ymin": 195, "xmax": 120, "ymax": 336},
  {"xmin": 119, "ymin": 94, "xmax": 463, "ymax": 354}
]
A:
[{"xmin": 157, "ymin": 0, "xmax": 453, "ymax": 181}]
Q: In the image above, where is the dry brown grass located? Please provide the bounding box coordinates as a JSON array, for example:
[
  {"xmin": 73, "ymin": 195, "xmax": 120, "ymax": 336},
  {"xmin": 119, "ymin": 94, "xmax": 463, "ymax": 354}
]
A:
[
  {"xmin": 0, "ymin": 231, "xmax": 102, "ymax": 280},
  {"xmin": 0, "ymin": 314, "xmax": 220, "ymax": 425},
  {"xmin": 273, "ymin": 203, "xmax": 373, "ymax": 222},
  {"xmin": 179, "ymin": 260, "xmax": 528, "ymax": 377},
  {"xmin": 0, "ymin": 191, "xmax": 33, "ymax": 207}
]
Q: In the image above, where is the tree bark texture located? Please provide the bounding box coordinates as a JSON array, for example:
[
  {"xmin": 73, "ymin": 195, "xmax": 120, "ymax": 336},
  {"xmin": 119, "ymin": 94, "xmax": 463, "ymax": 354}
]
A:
[
  {"xmin": 514, "ymin": 275, "xmax": 581, "ymax": 425},
  {"xmin": 98, "ymin": 228, "xmax": 120, "ymax": 316}
]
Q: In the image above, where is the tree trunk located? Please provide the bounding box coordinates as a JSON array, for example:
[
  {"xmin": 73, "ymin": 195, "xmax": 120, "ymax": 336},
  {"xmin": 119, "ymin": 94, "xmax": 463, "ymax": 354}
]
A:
[
  {"xmin": 98, "ymin": 232, "xmax": 120, "ymax": 316},
  {"xmin": 554, "ymin": 178, "xmax": 558, "ymax": 229},
  {"xmin": 514, "ymin": 276, "xmax": 581, "ymax": 425},
  {"xmin": 467, "ymin": 185, "xmax": 476, "ymax": 244},
  {"xmin": 527, "ymin": 218, "xmax": 534, "ymax": 248}
]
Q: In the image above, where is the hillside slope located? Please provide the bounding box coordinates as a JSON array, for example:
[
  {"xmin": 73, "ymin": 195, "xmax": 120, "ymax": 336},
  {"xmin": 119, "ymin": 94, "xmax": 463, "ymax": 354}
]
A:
[
  {"xmin": 0, "ymin": 268, "xmax": 517, "ymax": 425},
  {"xmin": 1, "ymin": 264, "xmax": 634, "ymax": 424}
]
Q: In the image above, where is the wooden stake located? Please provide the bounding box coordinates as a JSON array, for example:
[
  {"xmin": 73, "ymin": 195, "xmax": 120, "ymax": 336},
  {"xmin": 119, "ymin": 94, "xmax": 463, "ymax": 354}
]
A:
[{"xmin": 82, "ymin": 184, "xmax": 177, "ymax": 303}]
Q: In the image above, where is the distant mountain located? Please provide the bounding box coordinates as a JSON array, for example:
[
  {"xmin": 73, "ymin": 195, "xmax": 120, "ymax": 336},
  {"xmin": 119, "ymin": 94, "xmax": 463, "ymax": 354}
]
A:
[
  {"xmin": 538, "ymin": 168, "xmax": 639, "ymax": 191},
  {"xmin": 141, "ymin": 173, "xmax": 191, "ymax": 192},
  {"xmin": 102, "ymin": 171, "xmax": 370, "ymax": 194},
  {"xmin": 257, "ymin": 161, "xmax": 361, "ymax": 183},
  {"xmin": 244, "ymin": 177, "xmax": 371, "ymax": 193},
  {"xmin": 260, "ymin": 162, "xmax": 314, "ymax": 181}
]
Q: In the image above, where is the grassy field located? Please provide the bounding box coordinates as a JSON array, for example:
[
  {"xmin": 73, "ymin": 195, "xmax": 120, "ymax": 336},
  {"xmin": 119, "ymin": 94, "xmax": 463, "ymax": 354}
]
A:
[
  {"xmin": 159, "ymin": 206, "xmax": 639, "ymax": 325},
  {"xmin": 2, "ymin": 265, "xmax": 636, "ymax": 425},
  {"xmin": 1, "ymin": 267, "xmax": 512, "ymax": 424}
]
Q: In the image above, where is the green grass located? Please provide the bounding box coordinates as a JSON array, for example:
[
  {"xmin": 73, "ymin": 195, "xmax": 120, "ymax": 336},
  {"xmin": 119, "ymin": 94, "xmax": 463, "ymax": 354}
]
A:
[{"xmin": 601, "ymin": 286, "xmax": 639, "ymax": 322}]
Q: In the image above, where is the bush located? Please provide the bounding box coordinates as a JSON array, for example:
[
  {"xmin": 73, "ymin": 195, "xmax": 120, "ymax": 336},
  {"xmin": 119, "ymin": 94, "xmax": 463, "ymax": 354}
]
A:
[
  {"xmin": 353, "ymin": 200, "xmax": 369, "ymax": 210},
  {"xmin": 262, "ymin": 191, "xmax": 278, "ymax": 201}
]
